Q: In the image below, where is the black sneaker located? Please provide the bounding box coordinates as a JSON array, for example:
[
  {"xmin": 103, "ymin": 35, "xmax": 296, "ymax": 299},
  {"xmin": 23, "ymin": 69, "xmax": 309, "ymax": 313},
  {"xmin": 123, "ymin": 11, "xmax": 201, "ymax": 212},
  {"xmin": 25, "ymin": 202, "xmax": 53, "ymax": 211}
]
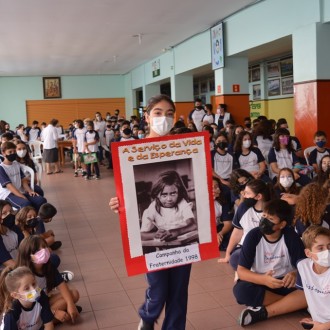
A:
[
  {"xmin": 76, "ymin": 305, "xmax": 82, "ymax": 313},
  {"xmin": 238, "ymin": 306, "xmax": 268, "ymax": 326},
  {"xmin": 137, "ymin": 319, "xmax": 154, "ymax": 330},
  {"xmin": 82, "ymin": 171, "xmax": 87, "ymax": 177},
  {"xmin": 74, "ymin": 171, "xmax": 78, "ymax": 177},
  {"xmin": 49, "ymin": 241, "xmax": 62, "ymax": 251},
  {"xmin": 60, "ymin": 270, "xmax": 74, "ymax": 283}
]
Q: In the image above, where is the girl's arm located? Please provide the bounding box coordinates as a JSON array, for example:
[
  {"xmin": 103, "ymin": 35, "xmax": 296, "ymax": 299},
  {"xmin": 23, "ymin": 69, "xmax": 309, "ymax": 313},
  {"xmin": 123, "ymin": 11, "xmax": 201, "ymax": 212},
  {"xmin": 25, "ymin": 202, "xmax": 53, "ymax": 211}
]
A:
[
  {"xmin": 217, "ymin": 221, "xmax": 233, "ymax": 245},
  {"xmin": 270, "ymin": 161, "xmax": 280, "ymax": 175},
  {"xmin": 3, "ymin": 259, "xmax": 16, "ymax": 268},
  {"xmin": 218, "ymin": 227, "xmax": 243, "ymax": 263},
  {"xmin": 44, "ymin": 321, "xmax": 54, "ymax": 330},
  {"xmin": 169, "ymin": 217, "xmax": 197, "ymax": 238},
  {"xmin": 21, "ymin": 178, "xmax": 38, "ymax": 196},
  {"xmin": 5, "ymin": 183, "xmax": 28, "ymax": 199},
  {"xmin": 57, "ymin": 282, "xmax": 79, "ymax": 323}
]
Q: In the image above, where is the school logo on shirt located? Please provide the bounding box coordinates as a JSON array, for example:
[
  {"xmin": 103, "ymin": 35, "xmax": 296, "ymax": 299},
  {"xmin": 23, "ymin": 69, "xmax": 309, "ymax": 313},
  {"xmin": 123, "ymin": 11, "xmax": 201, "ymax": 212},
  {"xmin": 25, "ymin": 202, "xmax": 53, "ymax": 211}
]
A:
[
  {"xmin": 305, "ymin": 282, "xmax": 330, "ymax": 295},
  {"xmin": 264, "ymin": 252, "xmax": 285, "ymax": 264}
]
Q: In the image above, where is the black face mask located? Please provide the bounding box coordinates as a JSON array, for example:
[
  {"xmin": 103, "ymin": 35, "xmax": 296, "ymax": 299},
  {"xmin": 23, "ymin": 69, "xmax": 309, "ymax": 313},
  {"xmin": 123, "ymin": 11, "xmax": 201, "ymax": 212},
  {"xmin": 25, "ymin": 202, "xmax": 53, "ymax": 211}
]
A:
[
  {"xmin": 106, "ymin": 125, "xmax": 111, "ymax": 128},
  {"xmin": 196, "ymin": 106, "xmax": 204, "ymax": 110},
  {"xmin": 88, "ymin": 130, "xmax": 94, "ymax": 133},
  {"xmin": 259, "ymin": 217, "xmax": 276, "ymax": 235},
  {"xmin": 245, "ymin": 123, "xmax": 252, "ymax": 128},
  {"xmin": 6, "ymin": 153, "xmax": 17, "ymax": 162},
  {"xmin": 25, "ymin": 217, "xmax": 39, "ymax": 229},
  {"xmin": 216, "ymin": 142, "xmax": 228, "ymax": 151},
  {"xmin": 2, "ymin": 213, "xmax": 15, "ymax": 228},
  {"xmin": 123, "ymin": 128, "xmax": 132, "ymax": 136},
  {"xmin": 244, "ymin": 197, "xmax": 258, "ymax": 208}
]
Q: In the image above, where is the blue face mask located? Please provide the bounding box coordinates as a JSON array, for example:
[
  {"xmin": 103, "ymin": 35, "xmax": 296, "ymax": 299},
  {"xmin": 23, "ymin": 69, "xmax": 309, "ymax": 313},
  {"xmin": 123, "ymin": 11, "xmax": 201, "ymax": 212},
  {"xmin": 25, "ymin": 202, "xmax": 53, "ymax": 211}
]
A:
[
  {"xmin": 316, "ymin": 140, "xmax": 326, "ymax": 148},
  {"xmin": 138, "ymin": 134, "xmax": 145, "ymax": 139}
]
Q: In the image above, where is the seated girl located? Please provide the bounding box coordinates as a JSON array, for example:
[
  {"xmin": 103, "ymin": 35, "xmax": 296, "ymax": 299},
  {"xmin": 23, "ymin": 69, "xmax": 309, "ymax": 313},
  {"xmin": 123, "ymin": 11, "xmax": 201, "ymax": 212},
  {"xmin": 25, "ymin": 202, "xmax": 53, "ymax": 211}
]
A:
[
  {"xmin": 233, "ymin": 131, "xmax": 270, "ymax": 183},
  {"xmin": 0, "ymin": 266, "xmax": 54, "ymax": 330},
  {"xmin": 15, "ymin": 141, "xmax": 44, "ymax": 197},
  {"xmin": 212, "ymin": 176, "xmax": 233, "ymax": 251},
  {"xmin": 268, "ymin": 128, "xmax": 311, "ymax": 186},
  {"xmin": 140, "ymin": 170, "xmax": 197, "ymax": 242},
  {"xmin": 0, "ymin": 200, "xmax": 24, "ymax": 270},
  {"xmin": 16, "ymin": 236, "xmax": 81, "ymax": 325},
  {"xmin": 273, "ymin": 167, "xmax": 300, "ymax": 204}
]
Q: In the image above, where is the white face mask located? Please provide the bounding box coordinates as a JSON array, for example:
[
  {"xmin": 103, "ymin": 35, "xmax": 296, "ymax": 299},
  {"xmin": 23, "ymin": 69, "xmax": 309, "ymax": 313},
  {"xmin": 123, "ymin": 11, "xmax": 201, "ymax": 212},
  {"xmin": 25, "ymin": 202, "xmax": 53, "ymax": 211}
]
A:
[
  {"xmin": 17, "ymin": 149, "xmax": 27, "ymax": 158},
  {"xmin": 17, "ymin": 288, "xmax": 41, "ymax": 302},
  {"xmin": 242, "ymin": 140, "xmax": 251, "ymax": 149},
  {"xmin": 151, "ymin": 116, "xmax": 173, "ymax": 136},
  {"xmin": 313, "ymin": 249, "xmax": 330, "ymax": 267},
  {"xmin": 279, "ymin": 176, "xmax": 294, "ymax": 188}
]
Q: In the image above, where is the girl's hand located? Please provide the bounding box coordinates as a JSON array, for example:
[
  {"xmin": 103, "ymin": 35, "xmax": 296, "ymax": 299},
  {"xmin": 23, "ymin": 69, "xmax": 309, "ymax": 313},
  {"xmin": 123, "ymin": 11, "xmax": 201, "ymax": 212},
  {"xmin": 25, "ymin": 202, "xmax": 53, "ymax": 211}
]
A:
[
  {"xmin": 218, "ymin": 255, "xmax": 230, "ymax": 263},
  {"xmin": 293, "ymin": 172, "xmax": 300, "ymax": 180},
  {"xmin": 54, "ymin": 310, "xmax": 69, "ymax": 323},
  {"xmin": 217, "ymin": 233, "xmax": 223, "ymax": 245},
  {"xmin": 67, "ymin": 304, "xmax": 79, "ymax": 323},
  {"xmin": 28, "ymin": 191, "xmax": 38, "ymax": 196},
  {"xmin": 109, "ymin": 197, "xmax": 119, "ymax": 213}
]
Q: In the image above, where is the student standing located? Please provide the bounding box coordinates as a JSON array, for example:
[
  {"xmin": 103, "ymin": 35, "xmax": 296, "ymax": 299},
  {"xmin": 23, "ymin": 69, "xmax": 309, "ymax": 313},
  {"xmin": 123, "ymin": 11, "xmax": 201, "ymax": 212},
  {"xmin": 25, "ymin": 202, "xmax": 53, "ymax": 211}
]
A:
[{"xmin": 109, "ymin": 94, "xmax": 192, "ymax": 330}]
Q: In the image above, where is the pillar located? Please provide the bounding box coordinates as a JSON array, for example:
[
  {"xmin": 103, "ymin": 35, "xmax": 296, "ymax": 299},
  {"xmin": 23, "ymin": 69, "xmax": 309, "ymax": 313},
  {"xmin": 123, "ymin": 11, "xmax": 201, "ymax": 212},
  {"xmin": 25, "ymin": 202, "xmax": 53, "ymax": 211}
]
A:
[
  {"xmin": 213, "ymin": 57, "xmax": 250, "ymax": 125},
  {"xmin": 171, "ymin": 73, "xmax": 194, "ymax": 123},
  {"xmin": 293, "ymin": 22, "xmax": 330, "ymax": 149}
]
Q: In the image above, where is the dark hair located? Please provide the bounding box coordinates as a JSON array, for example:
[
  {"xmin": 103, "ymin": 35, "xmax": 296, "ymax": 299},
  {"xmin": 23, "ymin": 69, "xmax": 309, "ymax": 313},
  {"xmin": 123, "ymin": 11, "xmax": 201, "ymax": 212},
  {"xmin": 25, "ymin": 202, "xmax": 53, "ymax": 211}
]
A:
[
  {"xmin": 173, "ymin": 120, "xmax": 186, "ymax": 129},
  {"xmin": 0, "ymin": 200, "xmax": 12, "ymax": 235},
  {"xmin": 1, "ymin": 141, "xmax": 16, "ymax": 153},
  {"xmin": 50, "ymin": 119, "xmax": 58, "ymax": 126},
  {"xmin": 32, "ymin": 120, "xmax": 39, "ymax": 125},
  {"xmin": 273, "ymin": 128, "xmax": 294, "ymax": 152},
  {"xmin": 16, "ymin": 236, "xmax": 56, "ymax": 293},
  {"xmin": 234, "ymin": 131, "xmax": 253, "ymax": 153},
  {"xmin": 314, "ymin": 130, "xmax": 327, "ymax": 138},
  {"xmin": 212, "ymin": 176, "xmax": 226, "ymax": 205},
  {"xmin": 16, "ymin": 141, "xmax": 34, "ymax": 167},
  {"xmin": 195, "ymin": 98, "xmax": 202, "ymax": 103},
  {"xmin": 316, "ymin": 154, "xmax": 330, "ymax": 186},
  {"xmin": 276, "ymin": 118, "xmax": 287, "ymax": 129},
  {"xmin": 246, "ymin": 179, "xmax": 273, "ymax": 202},
  {"xmin": 257, "ymin": 115, "xmax": 267, "ymax": 121},
  {"xmin": 187, "ymin": 122, "xmax": 197, "ymax": 132},
  {"xmin": 253, "ymin": 119, "xmax": 274, "ymax": 141},
  {"xmin": 76, "ymin": 119, "xmax": 84, "ymax": 129},
  {"xmin": 146, "ymin": 94, "xmax": 176, "ymax": 114},
  {"xmin": 215, "ymin": 132, "xmax": 228, "ymax": 142},
  {"xmin": 1, "ymin": 132, "xmax": 14, "ymax": 141},
  {"xmin": 274, "ymin": 167, "xmax": 300, "ymax": 194},
  {"xmin": 151, "ymin": 171, "xmax": 189, "ymax": 215},
  {"xmin": 86, "ymin": 121, "xmax": 94, "ymax": 129},
  {"xmin": 169, "ymin": 127, "xmax": 192, "ymax": 135},
  {"xmin": 263, "ymin": 199, "xmax": 293, "ymax": 224},
  {"xmin": 38, "ymin": 203, "xmax": 57, "ymax": 220},
  {"xmin": 219, "ymin": 103, "xmax": 227, "ymax": 111},
  {"xmin": 205, "ymin": 104, "xmax": 213, "ymax": 112},
  {"xmin": 229, "ymin": 169, "xmax": 254, "ymax": 195},
  {"xmin": 244, "ymin": 117, "xmax": 251, "ymax": 122}
]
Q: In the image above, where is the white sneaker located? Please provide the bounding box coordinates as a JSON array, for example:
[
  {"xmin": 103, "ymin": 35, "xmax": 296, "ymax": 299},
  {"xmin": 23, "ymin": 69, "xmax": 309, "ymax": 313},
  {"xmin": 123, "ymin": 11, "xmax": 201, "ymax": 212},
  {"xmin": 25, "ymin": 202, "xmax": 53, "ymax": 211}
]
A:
[{"xmin": 61, "ymin": 270, "xmax": 74, "ymax": 282}]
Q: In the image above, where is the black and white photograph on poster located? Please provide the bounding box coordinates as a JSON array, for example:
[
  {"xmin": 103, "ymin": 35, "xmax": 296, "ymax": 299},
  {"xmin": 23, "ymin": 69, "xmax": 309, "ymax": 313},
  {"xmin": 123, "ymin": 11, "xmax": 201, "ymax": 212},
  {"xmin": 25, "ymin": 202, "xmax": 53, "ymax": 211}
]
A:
[
  {"xmin": 112, "ymin": 132, "xmax": 219, "ymax": 275},
  {"xmin": 134, "ymin": 159, "xmax": 199, "ymax": 255}
]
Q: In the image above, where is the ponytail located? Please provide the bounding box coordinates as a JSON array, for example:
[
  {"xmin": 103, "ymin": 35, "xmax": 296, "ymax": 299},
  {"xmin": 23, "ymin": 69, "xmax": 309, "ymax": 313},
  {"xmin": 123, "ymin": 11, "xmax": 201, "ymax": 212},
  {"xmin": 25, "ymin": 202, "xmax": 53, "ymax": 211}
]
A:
[{"xmin": 246, "ymin": 179, "xmax": 274, "ymax": 202}]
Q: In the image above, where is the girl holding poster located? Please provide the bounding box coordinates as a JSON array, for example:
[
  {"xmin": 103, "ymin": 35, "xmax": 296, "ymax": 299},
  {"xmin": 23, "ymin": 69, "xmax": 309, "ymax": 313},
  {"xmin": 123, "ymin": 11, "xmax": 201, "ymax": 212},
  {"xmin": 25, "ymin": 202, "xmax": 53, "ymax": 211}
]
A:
[{"xmin": 109, "ymin": 94, "xmax": 192, "ymax": 330}]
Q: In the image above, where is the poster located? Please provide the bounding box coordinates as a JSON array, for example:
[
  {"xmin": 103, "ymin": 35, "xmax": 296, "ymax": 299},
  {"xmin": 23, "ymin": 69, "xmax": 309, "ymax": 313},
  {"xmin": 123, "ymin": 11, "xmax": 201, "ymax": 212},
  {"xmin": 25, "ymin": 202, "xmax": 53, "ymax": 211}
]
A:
[
  {"xmin": 211, "ymin": 22, "xmax": 224, "ymax": 70},
  {"xmin": 112, "ymin": 132, "xmax": 218, "ymax": 276}
]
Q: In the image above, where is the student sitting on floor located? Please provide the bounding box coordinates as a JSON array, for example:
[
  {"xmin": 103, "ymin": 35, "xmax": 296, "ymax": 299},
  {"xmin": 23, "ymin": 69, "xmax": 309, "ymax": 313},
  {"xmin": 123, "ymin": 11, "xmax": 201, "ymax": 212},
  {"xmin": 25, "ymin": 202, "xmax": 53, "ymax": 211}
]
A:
[
  {"xmin": 296, "ymin": 226, "xmax": 330, "ymax": 330},
  {"xmin": 0, "ymin": 266, "xmax": 54, "ymax": 330},
  {"xmin": 16, "ymin": 236, "xmax": 81, "ymax": 325},
  {"xmin": 235, "ymin": 199, "xmax": 306, "ymax": 327}
]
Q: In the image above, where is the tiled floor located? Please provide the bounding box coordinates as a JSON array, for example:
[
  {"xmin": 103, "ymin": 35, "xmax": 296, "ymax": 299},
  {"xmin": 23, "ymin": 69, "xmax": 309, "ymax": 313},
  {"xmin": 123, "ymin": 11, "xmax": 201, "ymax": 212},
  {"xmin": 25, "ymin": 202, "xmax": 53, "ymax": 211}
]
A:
[{"xmin": 42, "ymin": 162, "xmax": 307, "ymax": 329}]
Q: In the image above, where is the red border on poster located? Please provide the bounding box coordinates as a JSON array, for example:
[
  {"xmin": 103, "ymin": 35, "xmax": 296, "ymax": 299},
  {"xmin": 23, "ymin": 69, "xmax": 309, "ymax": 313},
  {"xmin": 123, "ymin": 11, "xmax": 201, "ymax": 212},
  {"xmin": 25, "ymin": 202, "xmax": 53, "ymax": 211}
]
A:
[{"xmin": 111, "ymin": 132, "xmax": 218, "ymax": 276}]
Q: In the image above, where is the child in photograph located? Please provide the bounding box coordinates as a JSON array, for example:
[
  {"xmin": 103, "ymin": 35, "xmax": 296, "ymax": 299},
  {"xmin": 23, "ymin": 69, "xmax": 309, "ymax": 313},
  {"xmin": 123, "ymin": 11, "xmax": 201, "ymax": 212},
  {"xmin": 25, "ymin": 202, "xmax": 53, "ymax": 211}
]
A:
[
  {"xmin": 0, "ymin": 266, "xmax": 54, "ymax": 330},
  {"xmin": 296, "ymin": 226, "xmax": 330, "ymax": 329},
  {"xmin": 140, "ymin": 170, "xmax": 197, "ymax": 242}
]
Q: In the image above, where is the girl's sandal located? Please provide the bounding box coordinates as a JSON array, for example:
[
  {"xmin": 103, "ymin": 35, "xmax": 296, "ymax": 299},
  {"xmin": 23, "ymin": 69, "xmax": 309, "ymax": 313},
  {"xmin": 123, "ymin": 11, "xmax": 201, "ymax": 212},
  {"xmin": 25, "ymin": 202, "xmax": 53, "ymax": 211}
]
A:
[{"xmin": 54, "ymin": 170, "xmax": 63, "ymax": 173}]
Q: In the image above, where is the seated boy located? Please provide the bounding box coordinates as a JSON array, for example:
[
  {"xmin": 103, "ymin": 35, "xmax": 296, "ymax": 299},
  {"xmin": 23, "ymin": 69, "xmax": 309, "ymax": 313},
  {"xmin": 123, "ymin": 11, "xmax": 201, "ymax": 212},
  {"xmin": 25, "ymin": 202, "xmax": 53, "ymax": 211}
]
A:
[
  {"xmin": 0, "ymin": 141, "xmax": 47, "ymax": 210},
  {"xmin": 234, "ymin": 199, "xmax": 307, "ymax": 326},
  {"xmin": 296, "ymin": 226, "xmax": 330, "ymax": 330},
  {"xmin": 37, "ymin": 202, "xmax": 62, "ymax": 251},
  {"xmin": 309, "ymin": 131, "xmax": 330, "ymax": 172}
]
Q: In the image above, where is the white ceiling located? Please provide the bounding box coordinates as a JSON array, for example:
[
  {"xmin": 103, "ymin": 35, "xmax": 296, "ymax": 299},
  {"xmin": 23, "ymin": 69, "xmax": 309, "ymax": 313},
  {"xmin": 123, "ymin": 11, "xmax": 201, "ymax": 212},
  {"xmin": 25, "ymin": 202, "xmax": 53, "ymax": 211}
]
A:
[{"xmin": 0, "ymin": 0, "xmax": 259, "ymax": 77}]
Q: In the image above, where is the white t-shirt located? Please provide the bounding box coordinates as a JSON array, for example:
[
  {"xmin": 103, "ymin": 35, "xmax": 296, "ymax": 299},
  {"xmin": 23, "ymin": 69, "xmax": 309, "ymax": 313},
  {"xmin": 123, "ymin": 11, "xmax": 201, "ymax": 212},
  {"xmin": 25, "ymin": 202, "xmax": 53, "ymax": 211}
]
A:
[
  {"xmin": 297, "ymin": 258, "xmax": 330, "ymax": 323},
  {"xmin": 0, "ymin": 162, "xmax": 24, "ymax": 200},
  {"xmin": 191, "ymin": 109, "xmax": 206, "ymax": 132},
  {"xmin": 141, "ymin": 199, "xmax": 194, "ymax": 232},
  {"xmin": 42, "ymin": 125, "xmax": 59, "ymax": 149},
  {"xmin": 73, "ymin": 127, "xmax": 87, "ymax": 153},
  {"xmin": 213, "ymin": 152, "xmax": 233, "ymax": 180}
]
